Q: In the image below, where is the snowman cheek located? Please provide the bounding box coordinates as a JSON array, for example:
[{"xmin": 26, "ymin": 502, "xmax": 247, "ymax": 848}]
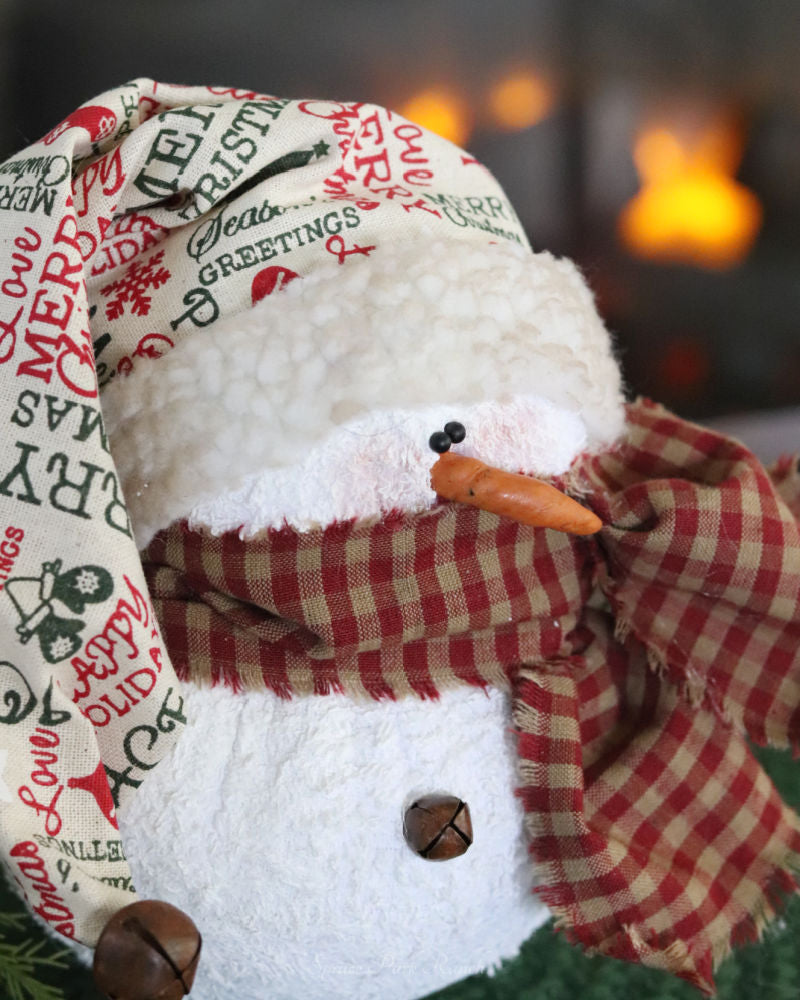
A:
[{"xmin": 117, "ymin": 684, "xmax": 549, "ymax": 999}]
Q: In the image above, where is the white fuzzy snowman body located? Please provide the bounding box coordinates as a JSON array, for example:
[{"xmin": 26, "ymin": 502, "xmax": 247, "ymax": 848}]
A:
[{"xmin": 101, "ymin": 239, "xmax": 626, "ymax": 1000}]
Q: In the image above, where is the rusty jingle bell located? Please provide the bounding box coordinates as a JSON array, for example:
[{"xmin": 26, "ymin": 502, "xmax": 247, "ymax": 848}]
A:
[
  {"xmin": 403, "ymin": 794, "xmax": 473, "ymax": 861},
  {"xmin": 93, "ymin": 899, "xmax": 201, "ymax": 1000}
]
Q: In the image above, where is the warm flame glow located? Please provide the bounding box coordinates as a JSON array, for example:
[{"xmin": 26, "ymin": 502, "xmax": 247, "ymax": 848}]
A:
[
  {"xmin": 400, "ymin": 90, "xmax": 472, "ymax": 147},
  {"xmin": 620, "ymin": 118, "xmax": 762, "ymax": 269},
  {"xmin": 488, "ymin": 70, "xmax": 554, "ymax": 130}
]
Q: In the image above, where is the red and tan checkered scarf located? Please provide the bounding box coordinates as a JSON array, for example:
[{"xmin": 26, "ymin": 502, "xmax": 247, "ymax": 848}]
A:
[{"xmin": 142, "ymin": 398, "xmax": 800, "ymax": 994}]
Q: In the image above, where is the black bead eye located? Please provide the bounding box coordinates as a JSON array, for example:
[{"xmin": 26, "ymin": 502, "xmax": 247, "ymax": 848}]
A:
[
  {"xmin": 429, "ymin": 430, "xmax": 452, "ymax": 453},
  {"xmin": 444, "ymin": 421, "xmax": 466, "ymax": 444},
  {"xmin": 429, "ymin": 421, "xmax": 467, "ymax": 453}
]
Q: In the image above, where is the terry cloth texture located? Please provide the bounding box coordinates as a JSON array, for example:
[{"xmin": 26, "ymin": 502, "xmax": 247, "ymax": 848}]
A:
[
  {"xmin": 141, "ymin": 400, "xmax": 800, "ymax": 994},
  {"xmin": 118, "ymin": 683, "xmax": 551, "ymax": 1000}
]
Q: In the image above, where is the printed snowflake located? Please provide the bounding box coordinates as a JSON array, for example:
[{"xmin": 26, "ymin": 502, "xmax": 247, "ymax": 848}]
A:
[
  {"xmin": 100, "ymin": 249, "xmax": 171, "ymax": 320},
  {"xmin": 48, "ymin": 635, "xmax": 76, "ymax": 661},
  {"xmin": 73, "ymin": 568, "xmax": 100, "ymax": 595}
]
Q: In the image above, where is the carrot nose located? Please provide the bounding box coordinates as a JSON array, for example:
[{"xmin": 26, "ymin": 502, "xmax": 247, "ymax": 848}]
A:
[{"xmin": 430, "ymin": 451, "xmax": 602, "ymax": 535}]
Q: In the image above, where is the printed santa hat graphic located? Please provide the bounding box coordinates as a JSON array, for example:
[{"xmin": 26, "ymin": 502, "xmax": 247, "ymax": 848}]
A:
[{"xmin": 42, "ymin": 103, "xmax": 118, "ymax": 146}]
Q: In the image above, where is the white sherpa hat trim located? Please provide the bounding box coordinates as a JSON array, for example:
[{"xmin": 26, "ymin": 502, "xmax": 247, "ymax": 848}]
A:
[{"xmin": 101, "ymin": 239, "xmax": 625, "ymax": 547}]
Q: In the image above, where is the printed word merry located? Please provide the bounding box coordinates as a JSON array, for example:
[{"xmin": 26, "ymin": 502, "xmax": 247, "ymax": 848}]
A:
[
  {"xmin": 0, "ymin": 154, "xmax": 70, "ymax": 218},
  {"xmin": 14, "ymin": 214, "xmax": 97, "ymax": 398},
  {"xmin": 423, "ymin": 192, "xmax": 523, "ymax": 243},
  {"xmin": 0, "ymin": 183, "xmax": 58, "ymax": 216},
  {"xmin": 132, "ymin": 104, "xmax": 217, "ymax": 205},
  {"xmin": 10, "ymin": 839, "xmax": 75, "ymax": 936},
  {"xmin": 326, "ymin": 115, "xmax": 437, "ymax": 201},
  {"xmin": 0, "ymin": 440, "xmax": 129, "ymax": 534}
]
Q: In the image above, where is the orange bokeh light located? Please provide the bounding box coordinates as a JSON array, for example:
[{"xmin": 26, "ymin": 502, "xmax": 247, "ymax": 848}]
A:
[
  {"xmin": 488, "ymin": 71, "xmax": 554, "ymax": 131},
  {"xmin": 399, "ymin": 90, "xmax": 472, "ymax": 147},
  {"xmin": 620, "ymin": 118, "xmax": 762, "ymax": 270}
]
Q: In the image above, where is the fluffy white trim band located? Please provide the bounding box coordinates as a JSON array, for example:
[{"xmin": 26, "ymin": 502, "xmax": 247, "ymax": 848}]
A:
[{"xmin": 102, "ymin": 239, "xmax": 624, "ymax": 546}]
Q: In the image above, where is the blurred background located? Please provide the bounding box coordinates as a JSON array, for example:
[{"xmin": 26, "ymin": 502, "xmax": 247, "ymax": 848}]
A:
[
  {"xmin": 1, "ymin": 0, "xmax": 798, "ymax": 449},
  {"xmin": 0, "ymin": 7, "xmax": 799, "ymax": 998}
]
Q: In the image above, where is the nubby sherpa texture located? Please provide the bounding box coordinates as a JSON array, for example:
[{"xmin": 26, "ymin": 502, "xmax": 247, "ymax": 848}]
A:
[{"xmin": 102, "ymin": 239, "xmax": 625, "ymax": 547}]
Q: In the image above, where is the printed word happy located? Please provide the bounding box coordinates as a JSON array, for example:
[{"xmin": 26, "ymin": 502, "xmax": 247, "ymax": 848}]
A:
[{"xmin": 70, "ymin": 574, "xmax": 162, "ymax": 715}]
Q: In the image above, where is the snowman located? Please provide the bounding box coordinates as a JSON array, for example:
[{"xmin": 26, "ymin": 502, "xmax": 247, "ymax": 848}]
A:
[
  {"xmin": 6, "ymin": 81, "xmax": 797, "ymax": 1000},
  {"xmin": 95, "ymin": 222, "xmax": 625, "ymax": 1000}
]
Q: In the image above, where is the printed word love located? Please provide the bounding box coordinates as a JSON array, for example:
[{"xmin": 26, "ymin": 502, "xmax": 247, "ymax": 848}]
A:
[{"xmin": 18, "ymin": 726, "xmax": 63, "ymax": 836}]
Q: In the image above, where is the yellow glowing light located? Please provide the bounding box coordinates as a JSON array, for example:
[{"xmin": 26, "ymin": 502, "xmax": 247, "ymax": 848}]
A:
[
  {"xmin": 488, "ymin": 71, "xmax": 554, "ymax": 131},
  {"xmin": 400, "ymin": 90, "xmax": 472, "ymax": 147},
  {"xmin": 633, "ymin": 127, "xmax": 688, "ymax": 184},
  {"xmin": 620, "ymin": 119, "xmax": 762, "ymax": 270}
]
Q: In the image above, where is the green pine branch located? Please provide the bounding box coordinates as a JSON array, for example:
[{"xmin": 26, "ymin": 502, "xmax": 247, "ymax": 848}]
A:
[
  {"xmin": 0, "ymin": 936, "xmax": 70, "ymax": 1000},
  {"xmin": 0, "ymin": 911, "xmax": 28, "ymax": 932}
]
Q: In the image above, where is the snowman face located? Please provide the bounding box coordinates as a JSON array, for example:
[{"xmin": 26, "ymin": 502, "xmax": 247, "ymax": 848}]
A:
[{"xmin": 189, "ymin": 395, "xmax": 590, "ymax": 539}]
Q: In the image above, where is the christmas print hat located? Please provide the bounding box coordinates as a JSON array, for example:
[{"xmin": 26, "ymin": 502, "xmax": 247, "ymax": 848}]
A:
[{"xmin": 1, "ymin": 79, "xmax": 800, "ymax": 999}]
